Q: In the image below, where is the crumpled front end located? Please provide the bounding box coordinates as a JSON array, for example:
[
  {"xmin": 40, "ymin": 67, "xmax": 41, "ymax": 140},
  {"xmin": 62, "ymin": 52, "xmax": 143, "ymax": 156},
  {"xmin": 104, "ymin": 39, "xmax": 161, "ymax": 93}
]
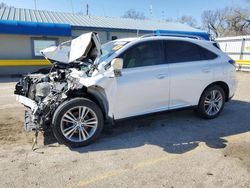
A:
[
  {"xmin": 15, "ymin": 70, "xmax": 84, "ymax": 132},
  {"xmin": 14, "ymin": 32, "xmax": 105, "ymax": 132},
  {"xmin": 41, "ymin": 32, "xmax": 101, "ymax": 64}
]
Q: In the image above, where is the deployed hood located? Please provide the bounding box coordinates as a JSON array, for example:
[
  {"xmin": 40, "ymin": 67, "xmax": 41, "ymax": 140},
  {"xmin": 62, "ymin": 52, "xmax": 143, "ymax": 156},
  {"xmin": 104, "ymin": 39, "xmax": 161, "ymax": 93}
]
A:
[{"xmin": 40, "ymin": 32, "xmax": 102, "ymax": 64}]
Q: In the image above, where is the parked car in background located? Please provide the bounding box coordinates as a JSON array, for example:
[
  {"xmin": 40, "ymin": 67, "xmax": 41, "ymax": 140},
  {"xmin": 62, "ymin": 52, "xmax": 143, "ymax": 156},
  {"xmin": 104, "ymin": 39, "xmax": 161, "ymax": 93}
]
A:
[{"xmin": 15, "ymin": 32, "xmax": 237, "ymax": 147}]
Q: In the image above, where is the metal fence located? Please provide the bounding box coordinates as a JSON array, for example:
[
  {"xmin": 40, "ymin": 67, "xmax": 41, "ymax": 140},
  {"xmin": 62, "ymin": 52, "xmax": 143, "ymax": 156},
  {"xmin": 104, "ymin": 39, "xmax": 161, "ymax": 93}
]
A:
[
  {"xmin": 216, "ymin": 35, "xmax": 250, "ymax": 61},
  {"xmin": 216, "ymin": 35, "xmax": 250, "ymax": 72}
]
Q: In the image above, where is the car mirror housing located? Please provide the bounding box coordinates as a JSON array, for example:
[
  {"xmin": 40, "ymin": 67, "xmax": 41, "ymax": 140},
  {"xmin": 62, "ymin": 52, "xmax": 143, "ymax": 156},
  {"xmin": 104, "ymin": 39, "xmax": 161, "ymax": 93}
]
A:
[{"xmin": 111, "ymin": 58, "xmax": 123, "ymax": 77}]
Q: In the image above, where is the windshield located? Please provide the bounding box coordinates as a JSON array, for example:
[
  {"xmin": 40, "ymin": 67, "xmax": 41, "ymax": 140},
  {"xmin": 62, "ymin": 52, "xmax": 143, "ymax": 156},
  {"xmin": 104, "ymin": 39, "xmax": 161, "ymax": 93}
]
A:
[{"xmin": 96, "ymin": 40, "xmax": 128, "ymax": 64}]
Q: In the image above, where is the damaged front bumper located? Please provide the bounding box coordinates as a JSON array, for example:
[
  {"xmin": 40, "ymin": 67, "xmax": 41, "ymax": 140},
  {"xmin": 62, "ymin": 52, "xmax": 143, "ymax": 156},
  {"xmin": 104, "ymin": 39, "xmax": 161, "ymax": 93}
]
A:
[
  {"xmin": 14, "ymin": 70, "xmax": 82, "ymax": 132},
  {"xmin": 16, "ymin": 95, "xmax": 40, "ymax": 132},
  {"xmin": 16, "ymin": 95, "xmax": 38, "ymax": 112}
]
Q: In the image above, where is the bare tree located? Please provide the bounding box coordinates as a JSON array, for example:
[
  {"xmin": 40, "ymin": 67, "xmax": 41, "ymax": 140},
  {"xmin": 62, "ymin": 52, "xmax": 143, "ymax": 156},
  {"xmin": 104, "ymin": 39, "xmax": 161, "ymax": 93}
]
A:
[
  {"xmin": 0, "ymin": 2, "xmax": 14, "ymax": 8},
  {"xmin": 177, "ymin": 15, "xmax": 197, "ymax": 27},
  {"xmin": 225, "ymin": 8, "xmax": 250, "ymax": 36},
  {"xmin": 165, "ymin": 17, "xmax": 174, "ymax": 22},
  {"xmin": 0, "ymin": 2, "xmax": 7, "ymax": 8},
  {"xmin": 202, "ymin": 7, "xmax": 250, "ymax": 37},
  {"xmin": 122, "ymin": 9, "xmax": 146, "ymax": 20},
  {"xmin": 202, "ymin": 9, "xmax": 227, "ymax": 37}
]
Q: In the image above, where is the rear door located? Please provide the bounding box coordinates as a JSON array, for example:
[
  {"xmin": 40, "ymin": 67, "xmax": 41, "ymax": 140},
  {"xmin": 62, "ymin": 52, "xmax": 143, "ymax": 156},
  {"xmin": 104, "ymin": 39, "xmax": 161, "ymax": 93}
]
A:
[
  {"xmin": 165, "ymin": 40, "xmax": 217, "ymax": 109},
  {"xmin": 113, "ymin": 40, "xmax": 170, "ymax": 119}
]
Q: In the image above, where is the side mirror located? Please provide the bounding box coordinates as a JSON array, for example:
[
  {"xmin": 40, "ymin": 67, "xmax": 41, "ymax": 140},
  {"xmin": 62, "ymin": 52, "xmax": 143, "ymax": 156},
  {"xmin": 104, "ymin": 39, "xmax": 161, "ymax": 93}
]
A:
[{"xmin": 111, "ymin": 58, "xmax": 123, "ymax": 77}]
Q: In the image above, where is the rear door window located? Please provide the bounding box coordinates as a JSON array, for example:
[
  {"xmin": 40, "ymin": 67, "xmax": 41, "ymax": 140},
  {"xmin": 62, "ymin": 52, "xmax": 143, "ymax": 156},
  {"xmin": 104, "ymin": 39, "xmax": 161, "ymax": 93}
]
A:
[
  {"xmin": 200, "ymin": 47, "xmax": 218, "ymax": 60},
  {"xmin": 165, "ymin": 40, "xmax": 217, "ymax": 63}
]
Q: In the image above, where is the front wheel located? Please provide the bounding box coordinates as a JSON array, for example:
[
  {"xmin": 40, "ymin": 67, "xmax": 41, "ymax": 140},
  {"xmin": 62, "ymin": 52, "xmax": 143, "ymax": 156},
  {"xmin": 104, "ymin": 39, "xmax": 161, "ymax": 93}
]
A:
[
  {"xmin": 52, "ymin": 98, "xmax": 104, "ymax": 148},
  {"xmin": 197, "ymin": 85, "xmax": 225, "ymax": 119}
]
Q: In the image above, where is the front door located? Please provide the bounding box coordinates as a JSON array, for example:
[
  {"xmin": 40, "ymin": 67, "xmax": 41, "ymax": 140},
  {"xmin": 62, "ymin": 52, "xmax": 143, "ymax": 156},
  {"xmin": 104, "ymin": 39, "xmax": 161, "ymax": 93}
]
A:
[{"xmin": 113, "ymin": 40, "xmax": 170, "ymax": 119}]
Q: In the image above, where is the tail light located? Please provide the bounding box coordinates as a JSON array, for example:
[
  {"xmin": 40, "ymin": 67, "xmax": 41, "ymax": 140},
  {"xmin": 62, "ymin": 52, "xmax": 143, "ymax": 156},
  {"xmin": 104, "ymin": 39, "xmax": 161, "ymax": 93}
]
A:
[{"xmin": 228, "ymin": 59, "xmax": 236, "ymax": 67}]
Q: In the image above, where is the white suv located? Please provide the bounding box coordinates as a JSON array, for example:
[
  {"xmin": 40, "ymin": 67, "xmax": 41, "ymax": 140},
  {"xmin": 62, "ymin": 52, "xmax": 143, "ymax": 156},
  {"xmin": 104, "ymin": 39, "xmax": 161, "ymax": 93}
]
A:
[{"xmin": 15, "ymin": 32, "xmax": 237, "ymax": 147}]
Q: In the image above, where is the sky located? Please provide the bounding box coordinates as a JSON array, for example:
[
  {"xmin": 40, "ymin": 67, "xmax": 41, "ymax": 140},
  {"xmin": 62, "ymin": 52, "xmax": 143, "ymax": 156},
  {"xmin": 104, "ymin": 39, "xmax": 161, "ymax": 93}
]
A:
[{"xmin": 1, "ymin": 0, "xmax": 249, "ymax": 24}]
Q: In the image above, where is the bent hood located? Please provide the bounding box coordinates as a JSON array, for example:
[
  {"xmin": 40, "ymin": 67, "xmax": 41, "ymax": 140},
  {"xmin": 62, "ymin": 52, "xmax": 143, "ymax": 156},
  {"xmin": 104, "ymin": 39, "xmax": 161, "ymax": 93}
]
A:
[{"xmin": 40, "ymin": 32, "xmax": 101, "ymax": 64}]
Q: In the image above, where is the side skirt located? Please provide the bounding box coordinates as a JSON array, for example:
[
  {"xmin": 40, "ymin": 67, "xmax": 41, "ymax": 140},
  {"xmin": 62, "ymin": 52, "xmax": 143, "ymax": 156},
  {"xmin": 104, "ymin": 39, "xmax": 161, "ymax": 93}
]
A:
[{"xmin": 112, "ymin": 105, "xmax": 198, "ymax": 123}]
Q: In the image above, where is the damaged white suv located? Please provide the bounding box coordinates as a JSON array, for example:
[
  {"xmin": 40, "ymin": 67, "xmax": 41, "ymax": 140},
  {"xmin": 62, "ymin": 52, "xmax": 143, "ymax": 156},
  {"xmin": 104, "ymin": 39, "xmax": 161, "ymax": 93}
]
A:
[{"xmin": 15, "ymin": 32, "xmax": 237, "ymax": 147}]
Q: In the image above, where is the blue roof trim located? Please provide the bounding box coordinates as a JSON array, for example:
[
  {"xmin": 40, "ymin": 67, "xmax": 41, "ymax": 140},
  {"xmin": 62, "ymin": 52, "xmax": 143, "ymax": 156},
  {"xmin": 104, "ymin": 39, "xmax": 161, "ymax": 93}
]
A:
[
  {"xmin": 0, "ymin": 20, "xmax": 71, "ymax": 36},
  {"xmin": 155, "ymin": 30, "xmax": 210, "ymax": 40}
]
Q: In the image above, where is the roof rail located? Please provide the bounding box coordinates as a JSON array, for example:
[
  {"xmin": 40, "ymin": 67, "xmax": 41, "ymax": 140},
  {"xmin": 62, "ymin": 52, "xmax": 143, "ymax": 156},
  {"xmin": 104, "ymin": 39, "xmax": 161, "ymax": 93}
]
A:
[
  {"xmin": 140, "ymin": 33, "xmax": 202, "ymax": 40},
  {"xmin": 141, "ymin": 30, "xmax": 211, "ymax": 41}
]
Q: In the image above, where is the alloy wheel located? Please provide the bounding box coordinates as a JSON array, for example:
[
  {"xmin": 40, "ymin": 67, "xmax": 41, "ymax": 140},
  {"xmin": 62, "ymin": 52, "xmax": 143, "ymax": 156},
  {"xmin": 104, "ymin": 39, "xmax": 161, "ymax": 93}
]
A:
[
  {"xmin": 204, "ymin": 90, "xmax": 223, "ymax": 116},
  {"xmin": 60, "ymin": 106, "xmax": 98, "ymax": 142}
]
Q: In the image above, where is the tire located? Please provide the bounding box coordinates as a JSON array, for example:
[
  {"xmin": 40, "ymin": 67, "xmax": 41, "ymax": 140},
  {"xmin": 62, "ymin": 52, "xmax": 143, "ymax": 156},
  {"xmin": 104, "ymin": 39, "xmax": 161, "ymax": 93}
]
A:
[
  {"xmin": 52, "ymin": 98, "xmax": 104, "ymax": 148},
  {"xmin": 197, "ymin": 85, "xmax": 225, "ymax": 119}
]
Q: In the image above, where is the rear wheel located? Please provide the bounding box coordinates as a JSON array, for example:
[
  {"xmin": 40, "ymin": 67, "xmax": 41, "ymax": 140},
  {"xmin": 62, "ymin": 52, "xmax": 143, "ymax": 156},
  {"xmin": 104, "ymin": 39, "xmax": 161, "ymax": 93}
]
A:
[
  {"xmin": 52, "ymin": 98, "xmax": 104, "ymax": 148},
  {"xmin": 197, "ymin": 85, "xmax": 225, "ymax": 119}
]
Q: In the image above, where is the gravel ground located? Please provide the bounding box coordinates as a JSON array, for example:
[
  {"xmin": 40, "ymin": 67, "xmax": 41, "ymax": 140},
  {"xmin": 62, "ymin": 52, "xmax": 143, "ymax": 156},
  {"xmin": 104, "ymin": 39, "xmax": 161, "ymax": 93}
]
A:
[{"xmin": 0, "ymin": 72, "xmax": 249, "ymax": 188}]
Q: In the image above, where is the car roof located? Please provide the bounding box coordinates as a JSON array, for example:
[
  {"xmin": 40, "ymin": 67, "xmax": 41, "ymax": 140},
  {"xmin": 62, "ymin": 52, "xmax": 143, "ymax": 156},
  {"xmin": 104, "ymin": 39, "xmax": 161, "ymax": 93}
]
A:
[{"xmin": 114, "ymin": 36, "xmax": 214, "ymax": 45}]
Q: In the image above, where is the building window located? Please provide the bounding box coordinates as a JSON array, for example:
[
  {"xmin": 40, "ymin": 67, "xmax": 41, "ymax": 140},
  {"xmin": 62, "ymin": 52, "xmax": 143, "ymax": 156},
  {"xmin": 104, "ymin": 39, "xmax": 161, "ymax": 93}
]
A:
[
  {"xmin": 32, "ymin": 39, "xmax": 57, "ymax": 57},
  {"xmin": 111, "ymin": 36, "xmax": 118, "ymax": 40}
]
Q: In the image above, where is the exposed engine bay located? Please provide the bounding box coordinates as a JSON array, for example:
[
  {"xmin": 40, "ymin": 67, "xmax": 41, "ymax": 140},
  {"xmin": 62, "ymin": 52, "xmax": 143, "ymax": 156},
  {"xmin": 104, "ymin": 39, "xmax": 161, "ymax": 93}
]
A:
[
  {"xmin": 15, "ymin": 70, "xmax": 80, "ymax": 131},
  {"xmin": 14, "ymin": 32, "xmax": 103, "ymax": 132}
]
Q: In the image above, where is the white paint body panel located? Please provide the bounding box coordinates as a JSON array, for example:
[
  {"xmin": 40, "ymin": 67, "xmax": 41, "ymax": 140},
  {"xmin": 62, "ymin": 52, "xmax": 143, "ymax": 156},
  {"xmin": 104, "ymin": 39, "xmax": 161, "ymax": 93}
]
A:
[
  {"xmin": 114, "ymin": 64, "xmax": 169, "ymax": 119},
  {"xmin": 168, "ymin": 59, "xmax": 214, "ymax": 108},
  {"xmin": 70, "ymin": 36, "xmax": 237, "ymax": 120}
]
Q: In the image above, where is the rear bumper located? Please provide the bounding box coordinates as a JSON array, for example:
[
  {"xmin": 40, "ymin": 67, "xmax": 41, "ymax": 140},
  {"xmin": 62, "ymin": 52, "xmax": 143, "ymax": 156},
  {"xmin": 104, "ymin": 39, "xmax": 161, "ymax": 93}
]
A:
[
  {"xmin": 228, "ymin": 78, "xmax": 237, "ymax": 99},
  {"xmin": 227, "ymin": 94, "xmax": 234, "ymax": 102}
]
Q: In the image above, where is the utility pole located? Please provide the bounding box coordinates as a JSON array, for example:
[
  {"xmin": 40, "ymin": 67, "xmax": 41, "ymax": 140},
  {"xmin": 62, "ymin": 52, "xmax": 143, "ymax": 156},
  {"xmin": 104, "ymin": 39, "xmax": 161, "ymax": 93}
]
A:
[
  {"xmin": 70, "ymin": 0, "xmax": 74, "ymax": 13},
  {"xmin": 34, "ymin": 0, "xmax": 37, "ymax": 10},
  {"xmin": 161, "ymin": 10, "xmax": 165, "ymax": 20},
  {"xmin": 86, "ymin": 4, "xmax": 89, "ymax": 15},
  {"xmin": 149, "ymin": 5, "xmax": 153, "ymax": 19}
]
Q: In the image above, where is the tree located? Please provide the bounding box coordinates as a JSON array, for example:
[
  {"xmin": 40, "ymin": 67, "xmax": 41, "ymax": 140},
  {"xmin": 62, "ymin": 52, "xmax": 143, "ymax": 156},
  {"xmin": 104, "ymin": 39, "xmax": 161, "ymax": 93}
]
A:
[
  {"xmin": 122, "ymin": 9, "xmax": 146, "ymax": 20},
  {"xmin": 201, "ymin": 9, "xmax": 227, "ymax": 37},
  {"xmin": 0, "ymin": 2, "xmax": 7, "ymax": 8},
  {"xmin": 202, "ymin": 7, "xmax": 250, "ymax": 37},
  {"xmin": 225, "ymin": 8, "xmax": 250, "ymax": 36},
  {"xmin": 0, "ymin": 2, "xmax": 14, "ymax": 8},
  {"xmin": 165, "ymin": 17, "xmax": 173, "ymax": 22},
  {"xmin": 177, "ymin": 15, "xmax": 197, "ymax": 27}
]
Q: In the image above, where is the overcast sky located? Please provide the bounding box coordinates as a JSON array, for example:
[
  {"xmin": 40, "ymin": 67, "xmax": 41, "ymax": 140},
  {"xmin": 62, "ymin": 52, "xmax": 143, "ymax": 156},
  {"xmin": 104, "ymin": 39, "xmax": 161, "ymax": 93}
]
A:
[{"xmin": 1, "ymin": 0, "xmax": 249, "ymax": 23}]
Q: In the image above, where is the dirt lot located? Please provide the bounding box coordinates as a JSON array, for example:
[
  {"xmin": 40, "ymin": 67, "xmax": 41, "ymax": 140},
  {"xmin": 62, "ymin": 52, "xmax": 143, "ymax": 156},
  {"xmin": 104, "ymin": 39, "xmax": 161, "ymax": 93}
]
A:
[{"xmin": 0, "ymin": 73, "xmax": 249, "ymax": 188}]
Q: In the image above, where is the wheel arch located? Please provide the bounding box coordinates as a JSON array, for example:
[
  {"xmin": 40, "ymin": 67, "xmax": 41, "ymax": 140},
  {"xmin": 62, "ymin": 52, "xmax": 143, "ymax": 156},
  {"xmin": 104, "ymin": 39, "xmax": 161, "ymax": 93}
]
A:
[
  {"xmin": 200, "ymin": 81, "xmax": 230, "ymax": 103},
  {"xmin": 67, "ymin": 85, "xmax": 109, "ymax": 120}
]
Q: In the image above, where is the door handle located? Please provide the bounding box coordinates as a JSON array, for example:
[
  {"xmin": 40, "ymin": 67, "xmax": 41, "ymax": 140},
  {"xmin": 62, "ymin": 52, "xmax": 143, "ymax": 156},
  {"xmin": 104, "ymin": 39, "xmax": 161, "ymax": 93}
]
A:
[{"xmin": 156, "ymin": 74, "xmax": 168, "ymax": 79}]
